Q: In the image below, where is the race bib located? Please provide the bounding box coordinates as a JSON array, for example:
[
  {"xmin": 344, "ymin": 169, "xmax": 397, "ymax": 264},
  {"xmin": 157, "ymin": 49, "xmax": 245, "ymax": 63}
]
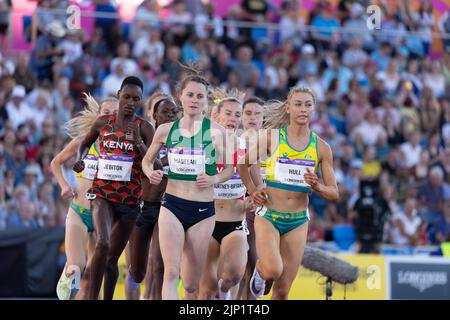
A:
[
  {"xmin": 274, "ymin": 158, "xmax": 315, "ymax": 187},
  {"xmin": 82, "ymin": 154, "xmax": 98, "ymax": 180},
  {"xmin": 168, "ymin": 147, "xmax": 205, "ymax": 175},
  {"xmin": 97, "ymin": 154, "xmax": 133, "ymax": 181},
  {"xmin": 255, "ymin": 206, "xmax": 268, "ymax": 217},
  {"xmin": 260, "ymin": 167, "xmax": 266, "ymax": 183},
  {"xmin": 214, "ymin": 171, "xmax": 247, "ymax": 199}
]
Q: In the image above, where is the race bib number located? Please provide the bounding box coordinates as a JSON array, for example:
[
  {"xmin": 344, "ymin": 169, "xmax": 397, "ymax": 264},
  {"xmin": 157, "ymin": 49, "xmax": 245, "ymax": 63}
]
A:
[
  {"xmin": 168, "ymin": 147, "xmax": 205, "ymax": 175},
  {"xmin": 214, "ymin": 171, "xmax": 247, "ymax": 199},
  {"xmin": 274, "ymin": 158, "xmax": 315, "ymax": 187},
  {"xmin": 97, "ymin": 154, "xmax": 133, "ymax": 181},
  {"xmin": 82, "ymin": 154, "xmax": 98, "ymax": 180}
]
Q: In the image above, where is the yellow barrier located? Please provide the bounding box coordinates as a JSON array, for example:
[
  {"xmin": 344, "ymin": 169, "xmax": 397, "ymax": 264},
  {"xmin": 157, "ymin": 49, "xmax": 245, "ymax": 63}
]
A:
[
  {"xmin": 113, "ymin": 252, "xmax": 386, "ymax": 300},
  {"xmin": 276, "ymin": 254, "xmax": 387, "ymax": 300},
  {"xmin": 441, "ymin": 242, "xmax": 450, "ymax": 257}
]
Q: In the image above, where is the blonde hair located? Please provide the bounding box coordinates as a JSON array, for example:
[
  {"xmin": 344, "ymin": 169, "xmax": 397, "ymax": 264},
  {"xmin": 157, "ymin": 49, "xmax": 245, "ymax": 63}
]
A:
[
  {"xmin": 263, "ymin": 86, "xmax": 316, "ymax": 129},
  {"xmin": 210, "ymin": 87, "xmax": 245, "ymax": 111},
  {"xmin": 63, "ymin": 93, "xmax": 118, "ymax": 138}
]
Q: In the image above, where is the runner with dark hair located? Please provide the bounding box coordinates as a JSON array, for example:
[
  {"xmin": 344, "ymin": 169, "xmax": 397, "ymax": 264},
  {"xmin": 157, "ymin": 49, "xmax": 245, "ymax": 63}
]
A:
[{"xmin": 73, "ymin": 76, "xmax": 155, "ymax": 300}]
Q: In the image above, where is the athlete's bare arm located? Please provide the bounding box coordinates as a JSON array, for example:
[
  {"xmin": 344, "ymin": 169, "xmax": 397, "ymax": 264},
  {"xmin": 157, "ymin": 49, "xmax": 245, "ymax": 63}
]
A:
[
  {"xmin": 73, "ymin": 116, "xmax": 108, "ymax": 173},
  {"xmin": 304, "ymin": 138, "xmax": 339, "ymax": 201},
  {"xmin": 238, "ymin": 129, "xmax": 272, "ymax": 205},
  {"xmin": 51, "ymin": 137, "xmax": 82, "ymax": 198}
]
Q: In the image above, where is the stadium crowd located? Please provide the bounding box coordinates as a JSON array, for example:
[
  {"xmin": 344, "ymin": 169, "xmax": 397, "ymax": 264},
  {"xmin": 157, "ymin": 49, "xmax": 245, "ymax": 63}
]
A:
[{"xmin": 0, "ymin": 0, "xmax": 449, "ymax": 251}]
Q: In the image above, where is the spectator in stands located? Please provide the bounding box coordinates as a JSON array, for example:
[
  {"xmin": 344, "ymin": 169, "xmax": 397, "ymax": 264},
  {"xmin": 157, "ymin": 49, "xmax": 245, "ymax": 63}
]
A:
[
  {"xmin": 37, "ymin": 182, "xmax": 57, "ymax": 227},
  {"xmin": 94, "ymin": 0, "xmax": 119, "ymax": 52},
  {"xmin": 32, "ymin": 0, "xmax": 54, "ymax": 39},
  {"xmin": 361, "ymin": 146, "xmax": 382, "ymax": 179},
  {"xmin": 377, "ymin": 97, "xmax": 400, "ymax": 127},
  {"xmin": 232, "ymin": 45, "xmax": 259, "ymax": 88},
  {"xmin": 51, "ymin": 76, "xmax": 69, "ymax": 114},
  {"xmin": 401, "ymin": 59, "xmax": 423, "ymax": 93},
  {"xmin": 342, "ymin": 38, "xmax": 368, "ymax": 74},
  {"xmin": 6, "ymin": 184, "xmax": 38, "ymax": 229},
  {"xmin": 399, "ymin": 131, "xmax": 422, "ymax": 170},
  {"xmin": 133, "ymin": 27, "xmax": 165, "ymax": 69},
  {"xmin": 161, "ymin": 45, "xmax": 182, "ymax": 86},
  {"xmin": 418, "ymin": 166, "xmax": 450, "ymax": 225},
  {"xmin": 30, "ymin": 90, "xmax": 51, "ymax": 130},
  {"xmin": 194, "ymin": 2, "xmax": 223, "ymax": 40},
  {"xmin": 321, "ymin": 53, "xmax": 353, "ymax": 96},
  {"xmin": 310, "ymin": 4, "xmax": 340, "ymax": 53},
  {"xmin": 434, "ymin": 199, "xmax": 450, "ymax": 244},
  {"xmin": 264, "ymin": 54, "xmax": 288, "ymax": 99},
  {"xmin": 165, "ymin": 0, "xmax": 192, "ymax": 47},
  {"xmin": 389, "ymin": 196, "xmax": 423, "ymax": 247},
  {"xmin": 70, "ymin": 43, "xmax": 101, "ymax": 99},
  {"xmin": 370, "ymin": 42, "xmax": 392, "ymax": 72},
  {"xmin": 383, "ymin": 59, "xmax": 401, "ymax": 98},
  {"xmin": 436, "ymin": 147, "xmax": 450, "ymax": 181},
  {"xmin": 222, "ymin": 5, "xmax": 244, "ymax": 55},
  {"xmin": 210, "ymin": 47, "xmax": 232, "ymax": 86},
  {"xmin": 30, "ymin": 20, "xmax": 66, "ymax": 84},
  {"xmin": 398, "ymin": 91, "xmax": 420, "ymax": 136},
  {"xmin": 7, "ymin": 201, "xmax": 39, "ymax": 229},
  {"xmin": 411, "ymin": 0, "xmax": 434, "ymax": 56},
  {"xmin": 240, "ymin": 0, "xmax": 269, "ymax": 44},
  {"xmin": 55, "ymin": 95, "xmax": 75, "ymax": 129},
  {"xmin": 13, "ymin": 53, "xmax": 36, "ymax": 93},
  {"xmin": 5, "ymin": 85, "xmax": 33, "ymax": 130},
  {"xmin": 424, "ymin": 131, "xmax": 444, "ymax": 168},
  {"xmin": 346, "ymin": 86, "xmax": 370, "ymax": 132},
  {"xmin": 295, "ymin": 44, "xmax": 319, "ymax": 82},
  {"xmin": 131, "ymin": 0, "xmax": 160, "ymax": 41},
  {"xmin": 415, "ymin": 149, "xmax": 431, "ymax": 182},
  {"xmin": 351, "ymin": 110, "xmax": 387, "ymax": 147},
  {"xmin": 424, "ymin": 61, "xmax": 446, "ymax": 98},
  {"xmin": 278, "ymin": 1, "xmax": 304, "ymax": 47},
  {"xmin": 341, "ymin": 2, "xmax": 373, "ymax": 50},
  {"xmin": 110, "ymin": 42, "xmax": 138, "ymax": 77},
  {"xmin": 375, "ymin": 133, "xmax": 390, "ymax": 162},
  {"xmin": 60, "ymin": 29, "xmax": 83, "ymax": 65},
  {"xmin": 101, "ymin": 63, "xmax": 125, "ymax": 99},
  {"xmin": 23, "ymin": 163, "xmax": 43, "ymax": 205}
]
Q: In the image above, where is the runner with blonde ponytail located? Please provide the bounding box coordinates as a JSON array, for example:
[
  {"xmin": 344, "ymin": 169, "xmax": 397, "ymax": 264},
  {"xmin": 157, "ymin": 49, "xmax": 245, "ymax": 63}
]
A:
[
  {"xmin": 51, "ymin": 94, "xmax": 118, "ymax": 300},
  {"xmin": 238, "ymin": 86, "xmax": 339, "ymax": 299}
]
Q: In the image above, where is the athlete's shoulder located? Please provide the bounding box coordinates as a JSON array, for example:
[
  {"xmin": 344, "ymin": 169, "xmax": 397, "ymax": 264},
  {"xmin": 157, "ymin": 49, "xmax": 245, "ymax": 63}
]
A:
[
  {"xmin": 136, "ymin": 116, "xmax": 154, "ymax": 129},
  {"xmin": 158, "ymin": 121, "xmax": 176, "ymax": 131},
  {"xmin": 155, "ymin": 121, "xmax": 175, "ymax": 138}
]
